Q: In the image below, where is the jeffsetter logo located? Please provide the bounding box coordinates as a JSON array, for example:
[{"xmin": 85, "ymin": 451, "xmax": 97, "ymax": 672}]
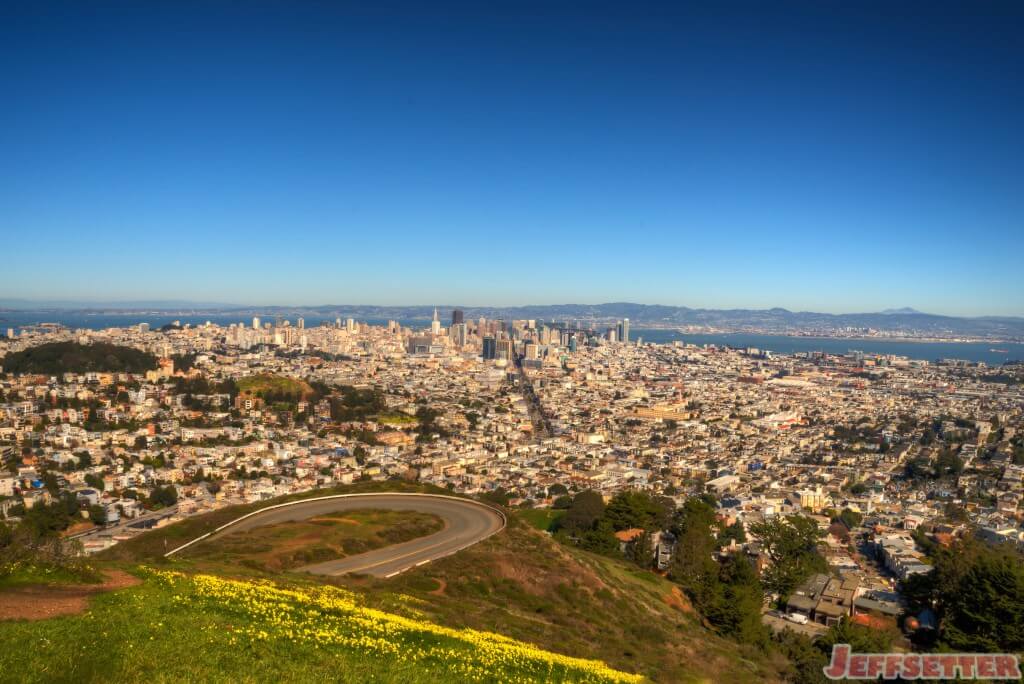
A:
[{"xmin": 824, "ymin": 644, "xmax": 1022, "ymax": 680}]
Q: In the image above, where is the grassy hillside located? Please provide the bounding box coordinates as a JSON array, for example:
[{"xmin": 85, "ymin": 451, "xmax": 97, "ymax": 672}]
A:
[
  {"xmin": 0, "ymin": 342, "xmax": 157, "ymax": 375},
  {"xmin": 237, "ymin": 374, "xmax": 315, "ymax": 399},
  {"xmin": 87, "ymin": 485, "xmax": 784, "ymax": 682},
  {"xmin": 0, "ymin": 568, "xmax": 641, "ymax": 683},
  {"xmin": 335, "ymin": 513, "xmax": 784, "ymax": 683}
]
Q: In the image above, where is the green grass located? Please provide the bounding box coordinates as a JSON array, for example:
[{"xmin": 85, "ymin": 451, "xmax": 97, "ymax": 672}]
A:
[
  {"xmin": 237, "ymin": 374, "xmax": 313, "ymax": 398},
  {"xmin": 0, "ymin": 568, "xmax": 641, "ymax": 683},
  {"xmin": 180, "ymin": 508, "xmax": 443, "ymax": 573},
  {"xmin": 339, "ymin": 516, "xmax": 785, "ymax": 683},
  {"xmin": 0, "ymin": 562, "xmax": 104, "ymax": 590},
  {"xmin": 516, "ymin": 508, "xmax": 566, "ymax": 532},
  {"xmin": 377, "ymin": 412, "xmax": 418, "ymax": 425}
]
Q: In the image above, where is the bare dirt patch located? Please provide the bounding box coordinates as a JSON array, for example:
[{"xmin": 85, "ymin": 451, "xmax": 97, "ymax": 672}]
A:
[
  {"xmin": 0, "ymin": 570, "xmax": 140, "ymax": 622},
  {"xmin": 663, "ymin": 585, "xmax": 695, "ymax": 615},
  {"xmin": 428, "ymin": 578, "xmax": 447, "ymax": 596}
]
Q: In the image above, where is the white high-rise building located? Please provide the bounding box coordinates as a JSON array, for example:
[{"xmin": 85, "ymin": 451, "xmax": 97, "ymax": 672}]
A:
[
  {"xmin": 431, "ymin": 307, "xmax": 441, "ymax": 335},
  {"xmin": 450, "ymin": 323, "xmax": 467, "ymax": 347},
  {"xmin": 252, "ymin": 316, "xmax": 260, "ymax": 330}
]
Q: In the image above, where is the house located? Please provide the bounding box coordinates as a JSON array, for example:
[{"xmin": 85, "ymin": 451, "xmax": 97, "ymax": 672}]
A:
[
  {"xmin": 786, "ymin": 573, "xmax": 860, "ymax": 627},
  {"xmin": 614, "ymin": 528, "xmax": 645, "ymax": 553},
  {"xmin": 853, "ymin": 589, "xmax": 903, "ymax": 626},
  {"xmin": 75, "ymin": 488, "xmax": 101, "ymax": 506},
  {"xmin": 786, "ymin": 574, "xmax": 829, "ymax": 620}
]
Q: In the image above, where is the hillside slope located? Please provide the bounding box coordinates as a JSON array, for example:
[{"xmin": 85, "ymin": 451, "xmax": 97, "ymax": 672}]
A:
[
  {"xmin": 0, "ymin": 568, "xmax": 640, "ymax": 683},
  {"xmin": 336, "ymin": 514, "xmax": 784, "ymax": 683},
  {"xmin": 0, "ymin": 341, "xmax": 157, "ymax": 375},
  {"xmin": 85, "ymin": 488, "xmax": 783, "ymax": 682}
]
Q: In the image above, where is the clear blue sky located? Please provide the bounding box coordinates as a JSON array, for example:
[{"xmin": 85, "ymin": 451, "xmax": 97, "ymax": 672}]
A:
[{"xmin": 2, "ymin": 1, "xmax": 1022, "ymax": 316}]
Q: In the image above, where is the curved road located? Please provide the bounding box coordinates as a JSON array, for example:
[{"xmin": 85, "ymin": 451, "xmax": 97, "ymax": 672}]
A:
[{"xmin": 171, "ymin": 494, "xmax": 505, "ymax": 578}]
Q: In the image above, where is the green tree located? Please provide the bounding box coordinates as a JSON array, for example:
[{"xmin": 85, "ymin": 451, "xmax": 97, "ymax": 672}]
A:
[
  {"xmin": 148, "ymin": 485, "xmax": 178, "ymax": 508},
  {"xmin": 87, "ymin": 504, "xmax": 107, "ymax": 525},
  {"xmin": 837, "ymin": 508, "xmax": 863, "ymax": 530},
  {"xmin": 750, "ymin": 515, "xmax": 828, "ymax": 598},
  {"xmin": 559, "ymin": 490, "xmax": 605, "ymax": 535},
  {"xmin": 602, "ymin": 490, "xmax": 672, "ymax": 532},
  {"xmin": 717, "ymin": 519, "xmax": 746, "ymax": 547},
  {"xmin": 706, "ymin": 553, "xmax": 769, "ymax": 646},
  {"xmin": 668, "ymin": 497, "xmax": 720, "ymax": 609},
  {"xmin": 774, "ymin": 629, "xmax": 828, "ymax": 684},
  {"xmin": 547, "ymin": 483, "xmax": 568, "ymax": 497},
  {"xmin": 818, "ymin": 616, "xmax": 895, "ymax": 655},
  {"xmin": 578, "ymin": 520, "xmax": 620, "ymax": 556},
  {"xmin": 934, "ymin": 448, "xmax": 964, "ymax": 476},
  {"xmin": 936, "ymin": 538, "xmax": 1024, "ymax": 652}
]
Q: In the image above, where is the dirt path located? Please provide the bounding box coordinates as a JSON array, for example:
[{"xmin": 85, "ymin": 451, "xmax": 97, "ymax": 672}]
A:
[{"xmin": 0, "ymin": 569, "xmax": 141, "ymax": 621}]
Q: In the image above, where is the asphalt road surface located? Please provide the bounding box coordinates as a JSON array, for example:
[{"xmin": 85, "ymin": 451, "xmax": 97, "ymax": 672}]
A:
[{"xmin": 197, "ymin": 494, "xmax": 505, "ymax": 578}]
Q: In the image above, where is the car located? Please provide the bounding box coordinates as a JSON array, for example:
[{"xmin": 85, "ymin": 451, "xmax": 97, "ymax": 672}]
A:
[{"xmin": 786, "ymin": 612, "xmax": 809, "ymax": 625}]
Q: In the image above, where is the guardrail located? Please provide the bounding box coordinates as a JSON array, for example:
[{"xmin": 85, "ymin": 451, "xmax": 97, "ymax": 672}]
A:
[{"xmin": 163, "ymin": 492, "xmax": 507, "ymax": 569}]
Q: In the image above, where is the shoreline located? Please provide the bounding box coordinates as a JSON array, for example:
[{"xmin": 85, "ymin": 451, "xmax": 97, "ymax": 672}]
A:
[{"xmin": 631, "ymin": 328, "xmax": 1023, "ymax": 345}]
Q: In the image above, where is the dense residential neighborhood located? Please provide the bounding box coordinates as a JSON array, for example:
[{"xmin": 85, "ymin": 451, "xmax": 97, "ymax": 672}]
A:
[{"xmin": 2, "ymin": 314, "xmax": 1023, "ymax": 652}]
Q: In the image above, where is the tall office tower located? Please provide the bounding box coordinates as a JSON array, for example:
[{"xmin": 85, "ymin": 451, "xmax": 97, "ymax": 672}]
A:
[
  {"xmin": 524, "ymin": 342, "xmax": 538, "ymax": 360},
  {"xmin": 482, "ymin": 336, "xmax": 497, "ymax": 360},
  {"xmin": 388, "ymin": 320, "xmax": 398, "ymax": 334},
  {"xmin": 450, "ymin": 323, "xmax": 468, "ymax": 348},
  {"xmin": 346, "ymin": 318, "xmax": 355, "ymax": 333},
  {"xmin": 451, "ymin": 308, "xmax": 464, "ymax": 326},
  {"xmin": 568, "ymin": 335, "xmax": 578, "ymax": 353},
  {"xmin": 431, "ymin": 307, "xmax": 441, "ymax": 335},
  {"xmin": 297, "ymin": 317, "xmax": 304, "ymax": 330},
  {"xmin": 607, "ymin": 328, "xmax": 617, "ymax": 343},
  {"xmin": 252, "ymin": 316, "xmax": 260, "ymax": 330},
  {"xmin": 616, "ymin": 319, "xmax": 629, "ymax": 344},
  {"xmin": 5, "ymin": 328, "xmax": 13, "ymax": 339},
  {"xmin": 335, "ymin": 317, "xmax": 342, "ymax": 328}
]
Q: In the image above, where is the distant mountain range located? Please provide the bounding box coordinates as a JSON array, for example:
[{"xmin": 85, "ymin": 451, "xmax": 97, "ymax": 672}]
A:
[{"xmin": 2, "ymin": 301, "xmax": 1023, "ymax": 339}]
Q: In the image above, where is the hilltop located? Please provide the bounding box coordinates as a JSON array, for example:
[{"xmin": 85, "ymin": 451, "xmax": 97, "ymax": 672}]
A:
[
  {"xmin": 90, "ymin": 486, "xmax": 783, "ymax": 683},
  {"xmin": 0, "ymin": 341, "xmax": 157, "ymax": 375},
  {"xmin": 236, "ymin": 373, "xmax": 316, "ymax": 401}
]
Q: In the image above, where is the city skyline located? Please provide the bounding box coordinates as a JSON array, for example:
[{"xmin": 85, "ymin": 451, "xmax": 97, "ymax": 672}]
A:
[{"xmin": 4, "ymin": 1, "xmax": 1023, "ymax": 316}]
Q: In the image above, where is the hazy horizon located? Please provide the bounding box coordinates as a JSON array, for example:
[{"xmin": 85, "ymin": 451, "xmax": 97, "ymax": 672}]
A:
[{"xmin": 1, "ymin": 297, "xmax": 1022, "ymax": 320}]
